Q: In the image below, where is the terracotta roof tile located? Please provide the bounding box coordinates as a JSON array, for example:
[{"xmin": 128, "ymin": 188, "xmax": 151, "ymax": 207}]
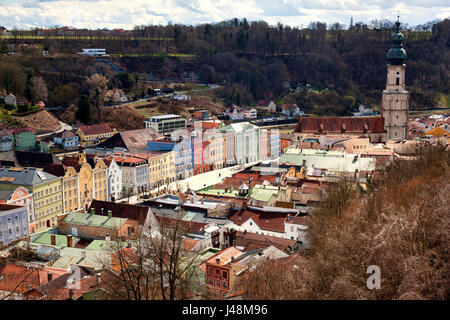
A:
[
  {"xmin": 234, "ymin": 231, "xmax": 297, "ymax": 252},
  {"xmin": 295, "ymin": 117, "xmax": 386, "ymax": 134},
  {"xmin": 0, "ymin": 263, "xmax": 46, "ymax": 294},
  {"xmin": 78, "ymin": 124, "xmax": 112, "ymax": 136},
  {"xmin": 205, "ymin": 246, "xmax": 244, "ymax": 267},
  {"xmin": 229, "ymin": 207, "xmax": 288, "ymax": 233}
]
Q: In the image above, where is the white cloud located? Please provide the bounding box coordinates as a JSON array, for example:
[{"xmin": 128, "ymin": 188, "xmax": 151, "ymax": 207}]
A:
[{"xmin": 0, "ymin": 0, "xmax": 448, "ymax": 29}]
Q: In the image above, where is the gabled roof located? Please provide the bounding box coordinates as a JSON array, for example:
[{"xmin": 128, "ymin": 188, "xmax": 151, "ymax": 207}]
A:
[
  {"xmin": 88, "ymin": 199, "xmax": 151, "ymax": 225},
  {"xmin": 61, "ymin": 212, "xmax": 127, "ymax": 230},
  {"xmin": 78, "ymin": 124, "xmax": 112, "ymax": 136},
  {"xmin": 97, "ymin": 128, "xmax": 162, "ymax": 150},
  {"xmin": 0, "ymin": 166, "xmax": 59, "ymax": 186},
  {"xmin": 55, "ymin": 130, "xmax": 76, "ymax": 139},
  {"xmin": 204, "ymin": 246, "xmax": 244, "ymax": 267},
  {"xmin": 234, "ymin": 231, "xmax": 297, "ymax": 252},
  {"xmin": 228, "ymin": 206, "xmax": 290, "ymax": 233},
  {"xmin": 0, "ymin": 263, "xmax": 45, "ymax": 294},
  {"xmin": 295, "ymin": 116, "xmax": 386, "ymax": 134},
  {"xmin": 27, "ymin": 268, "xmax": 97, "ymax": 300}
]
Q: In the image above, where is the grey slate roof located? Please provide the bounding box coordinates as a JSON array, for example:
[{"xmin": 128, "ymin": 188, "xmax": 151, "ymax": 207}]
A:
[
  {"xmin": 0, "ymin": 189, "xmax": 15, "ymax": 200},
  {"xmin": 0, "ymin": 166, "xmax": 59, "ymax": 186}
]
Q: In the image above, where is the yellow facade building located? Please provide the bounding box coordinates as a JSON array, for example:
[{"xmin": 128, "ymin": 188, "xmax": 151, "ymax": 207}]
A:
[
  {"xmin": 0, "ymin": 167, "xmax": 63, "ymax": 233},
  {"xmin": 147, "ymin": 151, "xmax": 175, "ymax": 189}
]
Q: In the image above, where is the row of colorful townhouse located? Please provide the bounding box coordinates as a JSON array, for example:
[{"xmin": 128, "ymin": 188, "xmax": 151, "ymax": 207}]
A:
[
  {"xmin": 188, "ymin": 121, "xmax": 281, "ymax": 175},
  {"xmin": 0, "ymin": 125, "xmax": 49, "ymax": 152}
]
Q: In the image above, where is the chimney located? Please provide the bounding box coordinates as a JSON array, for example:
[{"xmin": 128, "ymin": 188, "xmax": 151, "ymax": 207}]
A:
[
  {"xmin": 50, "ymin": 234, "xmax": 56, "ymax": 246},
  {"xmin": 231, "ymin": 256, "xmax": 235, "ymax": 262},
  {"xmin": 190, "ymin": 196, "xmax": 194, "ymax": 203},
  {"xmin": 242, "ymin": 201, "xmax": 247, "ymax": 209},
  {"xmin": 67, "ymin": 235, "xmax": 73, "ymax": 248},
  {"xmin": 81, "ymin": 251, "xmax": 86, "ymax": 259},
  {"xmin": 108, "ymin": 210, "xmax": 112, "ymax": 218},
  {"xmin": 68, "ymin": 288, "xmax": 74, "ymax": 300},
  {"xmin": 90, "ymin": 208, "xmax": 95, "ymax": 215},
  {"xmin": 105, "ymin": 234, "xmax": 110, "ymax": 250},
  {"xmin": 215, "ymin": 258, "xmax": 220, "ymax": 265},
  {"xmin": 127, "ymin": 241, "xmax": 131, "ymax": 248}
]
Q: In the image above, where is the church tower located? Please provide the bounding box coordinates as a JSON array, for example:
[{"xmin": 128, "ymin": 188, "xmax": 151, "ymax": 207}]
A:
[{"xmin": 381, "ymin": 18, "xmax": 409, "ymax": 140}]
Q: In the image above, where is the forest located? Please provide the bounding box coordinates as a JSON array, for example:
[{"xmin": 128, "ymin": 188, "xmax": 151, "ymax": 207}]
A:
[{"xmin": 0, "ymin": 18, "xmax": 449, "ymax": 125}]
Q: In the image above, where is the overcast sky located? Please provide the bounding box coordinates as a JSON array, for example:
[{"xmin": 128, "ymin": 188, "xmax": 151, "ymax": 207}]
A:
[{"xmin": 0, "ymin": 0, "xmax": 448, "ymax": 29}]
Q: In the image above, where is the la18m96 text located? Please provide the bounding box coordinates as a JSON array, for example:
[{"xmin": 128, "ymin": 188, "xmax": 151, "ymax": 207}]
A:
[{"xmin": 182, "ymin": 304, "xmax": 268, "ymax": 318}]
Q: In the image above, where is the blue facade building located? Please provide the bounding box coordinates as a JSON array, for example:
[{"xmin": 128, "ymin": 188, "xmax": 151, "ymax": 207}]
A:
[
  {"xmin": 147, "ymin": 138, "xmax": 193, "ymax": 180},
  {"xmin": 0, "ymin": 204, "xmax": 29, "ymax": 247},
  {"xmin": 53, "ymin": 130, "xmax": 79, "ymax": 149}
]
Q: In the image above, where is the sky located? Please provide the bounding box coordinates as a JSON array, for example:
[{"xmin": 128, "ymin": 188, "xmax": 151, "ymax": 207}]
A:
[{"xmin": 0, "ymin": 0, "xmax": 448, "ymax": 30}]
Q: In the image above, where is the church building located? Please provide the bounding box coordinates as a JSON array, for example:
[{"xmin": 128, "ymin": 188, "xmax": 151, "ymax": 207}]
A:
[{"xmin": 293, "ymin": 19, "xmax": 409, "ymax": 143}]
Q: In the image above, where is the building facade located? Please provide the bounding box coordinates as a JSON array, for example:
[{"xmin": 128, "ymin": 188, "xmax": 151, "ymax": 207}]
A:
[
  {"xmin": 0, "ymin": 186, "xmax": 35, "ymax": 234},
  {"xmin": 53, "ymin": 130, "xmax": 79, "ymax": 149},
  {"xmin": 12, "ymin": 128, "xmax": 36, "ymax": 151},
  {"xmin": 104, "ymin": 157, "xmax": 122, "ymax": 202},
  {"xmin": 144, "ymin": 114, "xmax": 186, "ymax": 135},
  {"xmin": 0, "ymin": 204, "xmax": 29, "ymax": 247},
  {"xmin": 114, "ymin": 154, "xmax": 149, "ymax": 196},
  {"xmin": 0, "ymin": 167, "xmax": 63, "ymax": 233}
]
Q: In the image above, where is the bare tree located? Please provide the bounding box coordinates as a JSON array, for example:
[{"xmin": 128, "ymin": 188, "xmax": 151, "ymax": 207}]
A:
[
  {"xmin": 96, "ymin": 210, "xmax": 203, "ymax": 300},
  {"xmin": 30, "ymin": 76, "xmax": 48, "ymax": 104}
]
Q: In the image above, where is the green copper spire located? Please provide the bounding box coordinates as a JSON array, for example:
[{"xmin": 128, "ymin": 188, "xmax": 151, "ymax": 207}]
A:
[{"xmin": 387, "ymin": 17, "xmax": 407, "ymax": 65}]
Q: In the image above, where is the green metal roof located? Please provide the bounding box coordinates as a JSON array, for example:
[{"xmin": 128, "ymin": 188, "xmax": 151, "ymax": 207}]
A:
[
  {"xmin": 198, "ymin": 247, "xmax": 221, "ymax": 261},
  {"xmin": 387, "ymin": 20, "xmax": 407, "ymax": 64},
  {"xmin": 249, "ymin": 185, "xmax": 280, "ymax": 202},
  {"xmin": 50, "ymin": 247, "xmax": 110, "ymax": 271},
  {"xmin": 85, "ymin": 239, "xmax": 135, "ymax": 251},
  {"xmin": 32, "ymin": 233, "xmax": 79, "ymax": 247},
  {"xmin": 62, "ymin": 212, "xmax": 127, "ymax": 229}
]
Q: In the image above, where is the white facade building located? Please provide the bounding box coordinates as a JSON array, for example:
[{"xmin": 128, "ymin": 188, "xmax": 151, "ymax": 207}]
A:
[
  {"xmin": 106, "ymin": 158, "xmax": 122, "ymax": 201},
  {"xmin": 77, "ymin": 48, "xmax": 107, "ymax": 56}
]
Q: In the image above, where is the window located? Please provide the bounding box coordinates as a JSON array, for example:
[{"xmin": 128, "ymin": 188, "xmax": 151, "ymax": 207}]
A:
[
  {"xmin": 216, "ymin": 279, "xmax": 221, "ymax": 287},
  {"xmin": 209, "ymin": 278, "xmax": 213, "ymax": 285},
  {"xmin": 222, "ymin": 281, "xmax": 228, "ymax": 288},
  {"xmin": 396, "ymin": 78, "xmax": 400, "ymax": 85},
  {"xmin": 222, "ymin": 271, "xmax": 228, "ymax": 279}
]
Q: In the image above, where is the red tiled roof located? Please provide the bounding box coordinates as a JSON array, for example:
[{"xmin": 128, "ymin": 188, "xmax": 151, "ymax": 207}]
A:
[
  {"xmin": 183, "ymin": 238, "xmax": 200, "ymax": 251},
  {"xmin": 295, "ymin": 117, "xmax": 386, "ymax": 134},
  {"xmin": 201, "ymin": 122, "xmax": 221, "ymax": 130},
  {"xmin": 113, "ymin": 154, "xmax": 148, "ymax": 165},
  {"xmin": 205, "ymin": 246, "xmax": 244, "ymax": 267},
  {"xmin": 62, "ymin": 156, "xmax": 81, "ymax": 171},
  {"xmin": 78, "ymin": 123, "xmax": 112, "ymax": 136},
  {"xmin": 285, "ymin": 214, "xmax": 310, "ymax": 225},
  {"xmin": 0, "ymin": 263, "xmax": 46, "ymax": 294},
  {"xmin": 229, "ymin": 207, "xmax": 289, "ymax": 233},
  {"xmin": 43, "ymin": 163, "xmax": 67, "ymax": 177},
  {"xmin": 234, "ymin": 231, "xmax": 297, "ymax": 252},
  {"xmin": 12, "ymin": 127, "xmax": 36, "ymax": 134}
]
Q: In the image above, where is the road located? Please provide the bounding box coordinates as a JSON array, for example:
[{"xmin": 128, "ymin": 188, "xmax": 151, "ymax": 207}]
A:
[{"xmin": 36, "ymin": 120, "xmax": 73, "ymax": 138}]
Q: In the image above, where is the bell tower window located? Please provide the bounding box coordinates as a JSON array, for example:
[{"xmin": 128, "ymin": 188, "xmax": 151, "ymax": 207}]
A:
[{"xmin": 396, "ymin": 78, "xmax": 400, "ymax": 85}]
